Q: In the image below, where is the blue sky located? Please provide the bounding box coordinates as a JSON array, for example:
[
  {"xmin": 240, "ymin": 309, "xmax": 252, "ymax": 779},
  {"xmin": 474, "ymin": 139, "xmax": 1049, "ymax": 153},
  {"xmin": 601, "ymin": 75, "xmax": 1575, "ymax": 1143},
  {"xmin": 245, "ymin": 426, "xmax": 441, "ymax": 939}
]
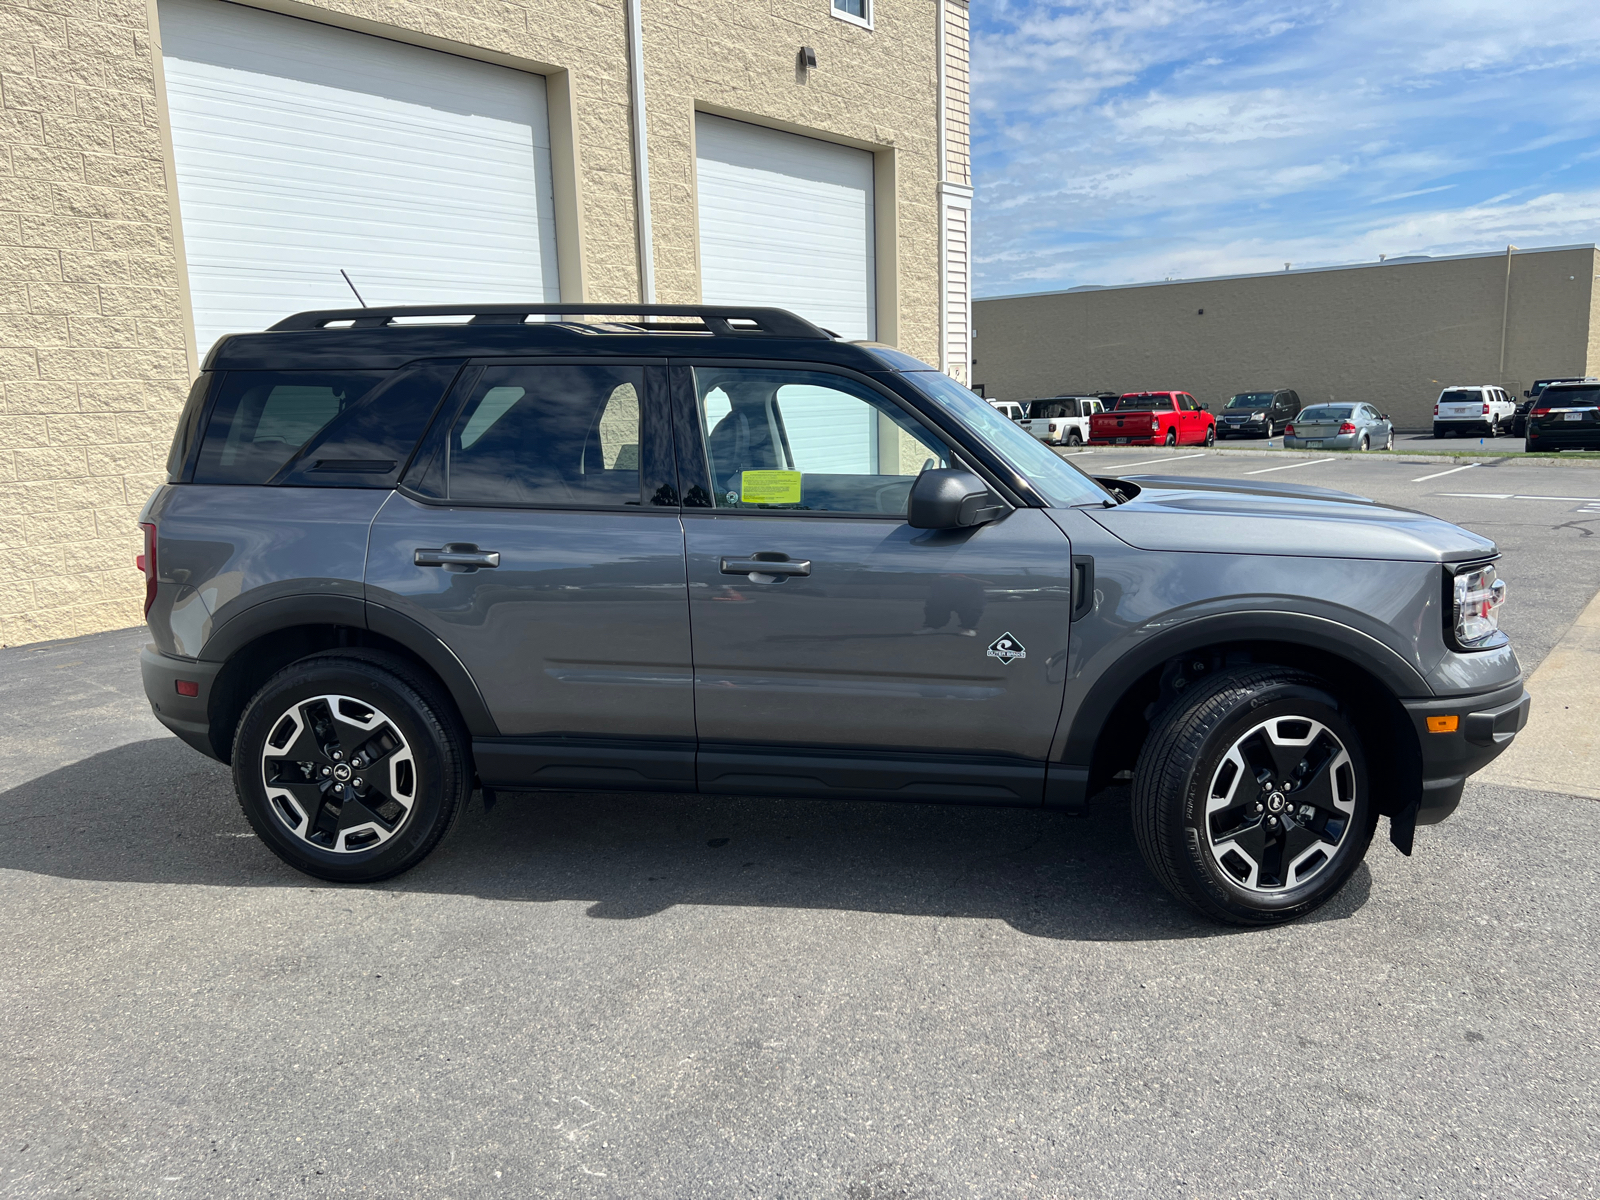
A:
[{"xmin": 971, "ymin": 0, "xmax": 1600, "ymax": 296}]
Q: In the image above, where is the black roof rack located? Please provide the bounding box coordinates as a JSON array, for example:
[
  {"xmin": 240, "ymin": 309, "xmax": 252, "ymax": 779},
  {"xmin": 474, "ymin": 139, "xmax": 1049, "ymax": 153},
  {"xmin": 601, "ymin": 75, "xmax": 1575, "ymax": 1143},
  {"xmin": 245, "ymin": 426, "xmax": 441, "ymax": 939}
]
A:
[{"xmin": 268, "ymin": 303, "xmax": 830, "ymax": 339}]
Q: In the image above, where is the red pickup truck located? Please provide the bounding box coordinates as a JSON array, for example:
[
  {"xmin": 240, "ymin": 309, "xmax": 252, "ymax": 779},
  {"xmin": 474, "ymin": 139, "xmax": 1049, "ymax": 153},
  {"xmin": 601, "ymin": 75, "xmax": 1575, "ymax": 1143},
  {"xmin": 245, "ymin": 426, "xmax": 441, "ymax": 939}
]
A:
[{"xmin": 1088, "ymin": 391, "xmax": 1217, "ymax": 447}]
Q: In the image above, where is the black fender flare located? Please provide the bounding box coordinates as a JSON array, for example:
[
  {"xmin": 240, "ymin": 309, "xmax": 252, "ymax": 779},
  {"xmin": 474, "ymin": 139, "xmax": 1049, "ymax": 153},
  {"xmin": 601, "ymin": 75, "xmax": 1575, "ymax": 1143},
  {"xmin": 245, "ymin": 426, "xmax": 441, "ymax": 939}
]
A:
[
  {"xmin": 1057, "ymin": 609, "xmax": 1429, "ymax": 773},
  {"xmin": 199, "ymin": 593, "xmax": 498, "ymax": 736}
]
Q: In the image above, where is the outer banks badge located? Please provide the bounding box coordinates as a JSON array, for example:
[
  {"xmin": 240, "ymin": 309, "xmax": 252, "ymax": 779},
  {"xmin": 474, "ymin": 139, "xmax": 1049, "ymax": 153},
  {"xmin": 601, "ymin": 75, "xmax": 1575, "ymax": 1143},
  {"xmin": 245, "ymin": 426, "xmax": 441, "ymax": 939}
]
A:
[{"xmin": 987, "ymin": 632, "xmax": 1026, "ymax": 666}]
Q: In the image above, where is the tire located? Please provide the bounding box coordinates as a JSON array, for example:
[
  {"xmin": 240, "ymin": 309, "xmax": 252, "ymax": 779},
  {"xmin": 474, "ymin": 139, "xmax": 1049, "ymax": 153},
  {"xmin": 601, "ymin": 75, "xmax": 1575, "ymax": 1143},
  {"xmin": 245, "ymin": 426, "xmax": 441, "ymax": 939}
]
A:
[
  {"xmin": 1164, "ymin": 428, "xmax": 1178, "ymax": 447},
  {"xmin": 1432, "ymin": 427, "xmax": 1443, "ymax": 438},
  {"xmin": 1131, "ymin": 666, "xmax": 1377, "ymax": 926},
  {"xmin": 1065, "ymin": 429, "xmax": 1083, "ymax": 447},
  {"xmin": 1489, "ymin": 418, "xmax": 1501, "ymax": 438},
  {"xmin": 1204, "ymin": 424, "xmax": 1216, "ymax": 447},
  {"xmin": 1264, "ymin": 422, "xmax": 1275, "ymax": 439},
  {"xmin": 1385, "ymin": 429, "xmax": 1395, "ymax": 451},
  {"xmin": 232, "ymin": 650, "xmax": 471, "ymax": 883},
  {"xmin": 1359, "ymin": 434, "xmax": 1370, "ymax": 451}
]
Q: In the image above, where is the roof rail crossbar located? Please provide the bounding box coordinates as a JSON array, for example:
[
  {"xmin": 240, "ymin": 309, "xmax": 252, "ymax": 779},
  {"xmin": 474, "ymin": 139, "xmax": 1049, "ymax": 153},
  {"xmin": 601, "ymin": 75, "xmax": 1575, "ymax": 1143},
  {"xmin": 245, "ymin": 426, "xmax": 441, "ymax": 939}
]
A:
[{"xmin": 268, "ymin": 304, "xmax": 830, "ymax": 339}]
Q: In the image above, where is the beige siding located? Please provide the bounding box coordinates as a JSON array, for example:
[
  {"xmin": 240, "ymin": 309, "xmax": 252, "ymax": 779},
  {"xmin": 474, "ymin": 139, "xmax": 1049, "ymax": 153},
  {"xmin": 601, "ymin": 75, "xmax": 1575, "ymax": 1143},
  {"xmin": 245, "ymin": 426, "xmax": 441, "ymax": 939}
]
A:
[
  {"xmin": 942, "ymin": 0, "xmax": 969, "ymax": 188},
  {"xmin": 0, "ymin": 0, "xmax": 946, "ymax": 645},
  {"xmin": 973, "ymin": 245, "xmax": 1599, "ymax": 430}
]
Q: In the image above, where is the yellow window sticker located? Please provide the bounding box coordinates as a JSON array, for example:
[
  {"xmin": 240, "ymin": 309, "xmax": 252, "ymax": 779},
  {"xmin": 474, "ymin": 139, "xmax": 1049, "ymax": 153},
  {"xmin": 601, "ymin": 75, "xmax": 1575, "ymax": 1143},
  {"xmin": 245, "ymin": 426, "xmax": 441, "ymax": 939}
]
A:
[{"xmin": 739, "ymin": 470, "xmax": 803, "ymax": 505}]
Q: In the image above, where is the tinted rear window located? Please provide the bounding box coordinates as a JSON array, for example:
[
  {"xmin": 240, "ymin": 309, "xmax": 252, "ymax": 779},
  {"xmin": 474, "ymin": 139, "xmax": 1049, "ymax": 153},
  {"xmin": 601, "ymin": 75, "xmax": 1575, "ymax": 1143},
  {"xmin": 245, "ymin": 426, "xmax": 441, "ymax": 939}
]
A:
[
  {"xmin": 194, "ymin": 371, "xmax": 387, "ymax": 485},
  {"xmin": 1298, "ymin": 406, "xmax": 1353, "ymax": 421},
  {"xmin": 1113, "ymin": 396, "xmax": 1173, "ymax": 411},
  {"xmin": 1439, "ymin": 390, "xmax": 1480, "ymax": 403},
  {"xmin": 1542, "ymin": 387, "xmax": 1600, "ymax": 406},
  {"xmin": 166, "ymin": 373, "xmax": 213, "ymax": 482}
]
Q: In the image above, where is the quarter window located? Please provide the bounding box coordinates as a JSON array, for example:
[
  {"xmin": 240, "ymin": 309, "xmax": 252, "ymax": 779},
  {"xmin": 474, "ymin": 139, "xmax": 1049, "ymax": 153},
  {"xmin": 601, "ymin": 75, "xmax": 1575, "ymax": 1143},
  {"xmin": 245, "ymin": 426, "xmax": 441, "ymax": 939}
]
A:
[
  {"xmin": 692, "ymin": 367, "xmax": 950, "ymax": 516},
  {"xmin": 193, "ymin": 370, "xmax": 387, "ymax": 485},
  {"xmin": 445, "ymin": 365, "xmax": 652, "ymax": 508}
]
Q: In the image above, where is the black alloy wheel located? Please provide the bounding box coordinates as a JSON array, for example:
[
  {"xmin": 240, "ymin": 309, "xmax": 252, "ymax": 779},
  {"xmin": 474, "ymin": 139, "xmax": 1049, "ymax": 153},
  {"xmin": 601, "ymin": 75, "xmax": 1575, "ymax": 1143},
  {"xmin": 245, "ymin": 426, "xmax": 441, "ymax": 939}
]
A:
[
  {"xmin": 1204, "ymin": 424, "xmax": 1216, "ymax": 446},
  {"xmin": 233, "ymin": 651, "xmax": 470, "ymax": 882},
  {"xmin": 1164, "ymin": 428, "xmax": 1178, "ymax": 447},
  {"xmin": 1131, "ymin": 666, "xmax": 1377, "ymax": 925}
]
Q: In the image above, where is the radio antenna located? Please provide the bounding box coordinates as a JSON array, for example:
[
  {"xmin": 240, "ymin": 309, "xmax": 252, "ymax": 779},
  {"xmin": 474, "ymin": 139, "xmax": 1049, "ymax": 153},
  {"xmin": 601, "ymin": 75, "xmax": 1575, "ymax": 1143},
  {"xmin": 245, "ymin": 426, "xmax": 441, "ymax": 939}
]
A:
[{"xmin": 340, "ymin": 269, "xmax": 367, "ymax": 307}]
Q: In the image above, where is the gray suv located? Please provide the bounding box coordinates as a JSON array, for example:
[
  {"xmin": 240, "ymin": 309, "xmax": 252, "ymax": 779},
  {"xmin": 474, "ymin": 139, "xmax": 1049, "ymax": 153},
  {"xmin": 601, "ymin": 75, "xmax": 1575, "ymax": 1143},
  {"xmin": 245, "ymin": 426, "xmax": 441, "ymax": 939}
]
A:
[{"xmin": 139, "ymin": 304, "xmax": 1530, "ymax": 926}]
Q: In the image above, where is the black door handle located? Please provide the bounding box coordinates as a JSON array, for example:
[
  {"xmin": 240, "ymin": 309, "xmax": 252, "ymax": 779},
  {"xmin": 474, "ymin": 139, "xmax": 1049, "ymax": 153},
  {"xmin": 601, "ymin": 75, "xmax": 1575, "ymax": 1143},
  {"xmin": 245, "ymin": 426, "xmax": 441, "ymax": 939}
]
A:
[
  {"xmin": 415, "ymin": 544, "xmax": 500, "ymax": 571},
  {"xmin": 720, "ymin": 556, "xmax": 811, "ymax": 578}
]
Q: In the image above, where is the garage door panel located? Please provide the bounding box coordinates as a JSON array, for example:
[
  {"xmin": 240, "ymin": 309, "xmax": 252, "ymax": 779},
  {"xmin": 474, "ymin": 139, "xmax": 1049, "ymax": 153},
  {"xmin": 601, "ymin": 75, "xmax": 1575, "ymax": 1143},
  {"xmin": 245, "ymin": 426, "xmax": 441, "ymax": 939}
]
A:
[
  {"xmin": 159, "ymin": 0, "xmax": 559, "ymax": 357},
  {"xmin": 695, "ymin": 113, "xmax": 875, "ymax": 341}
]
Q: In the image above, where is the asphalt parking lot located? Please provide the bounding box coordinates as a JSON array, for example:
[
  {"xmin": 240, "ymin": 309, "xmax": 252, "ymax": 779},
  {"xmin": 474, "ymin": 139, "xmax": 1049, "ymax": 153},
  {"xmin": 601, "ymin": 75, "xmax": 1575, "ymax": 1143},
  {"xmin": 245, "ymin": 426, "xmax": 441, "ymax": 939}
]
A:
[{"xmin": 4, "ymin": 455, "xmax": 1599, "ymax": 1198}]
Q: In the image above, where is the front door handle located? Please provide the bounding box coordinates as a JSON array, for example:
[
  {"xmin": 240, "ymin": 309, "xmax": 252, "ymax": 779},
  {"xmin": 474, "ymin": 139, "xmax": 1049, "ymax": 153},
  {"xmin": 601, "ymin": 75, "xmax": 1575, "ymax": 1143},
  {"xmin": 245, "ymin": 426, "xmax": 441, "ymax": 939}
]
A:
[
  {"xmin": 720, "ymin": 556, "xmax": 811, "ymax": 579},
  {"xmin": 415, "ymin": 544, "xmax": 501, "ymax": 571}
]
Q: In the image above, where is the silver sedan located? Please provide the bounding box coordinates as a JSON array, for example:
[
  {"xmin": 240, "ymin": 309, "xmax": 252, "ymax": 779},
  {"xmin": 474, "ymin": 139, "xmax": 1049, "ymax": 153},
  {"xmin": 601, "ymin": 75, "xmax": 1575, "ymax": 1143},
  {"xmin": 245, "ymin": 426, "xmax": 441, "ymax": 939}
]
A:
[{"xmin": 1284, "ymin": 402, "xmax": 1395, "ymax": 451}]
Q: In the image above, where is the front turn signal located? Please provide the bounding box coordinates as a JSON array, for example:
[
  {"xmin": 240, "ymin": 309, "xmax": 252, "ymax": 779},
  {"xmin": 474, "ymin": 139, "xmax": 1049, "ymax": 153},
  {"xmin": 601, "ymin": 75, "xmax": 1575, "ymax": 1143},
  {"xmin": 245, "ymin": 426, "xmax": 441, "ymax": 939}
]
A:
[{"xmin": 1426, "ymin": 715, "xmax": 1459, "ymax": 733}]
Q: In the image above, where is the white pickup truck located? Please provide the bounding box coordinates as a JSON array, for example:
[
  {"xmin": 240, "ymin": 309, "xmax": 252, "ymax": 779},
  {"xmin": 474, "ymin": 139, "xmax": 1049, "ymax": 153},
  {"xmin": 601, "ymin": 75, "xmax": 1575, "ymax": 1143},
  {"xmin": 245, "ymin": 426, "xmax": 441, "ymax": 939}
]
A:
[
  {"xmin": 1434, "ymin": 385, "xmax": 1516, "ymax": 437},
  {"xmin": 1021, "ymin": 395, "xmax": 1108, "ymax": 446}
]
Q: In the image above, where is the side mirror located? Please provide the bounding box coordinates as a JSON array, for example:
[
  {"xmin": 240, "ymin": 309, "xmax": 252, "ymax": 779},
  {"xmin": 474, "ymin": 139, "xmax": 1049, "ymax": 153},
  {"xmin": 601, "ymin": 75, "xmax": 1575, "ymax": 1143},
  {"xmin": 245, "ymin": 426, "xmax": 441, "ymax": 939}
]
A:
[{"xmin": 907, "ymin": 469, "xmax": 1006, "ymax": 530}]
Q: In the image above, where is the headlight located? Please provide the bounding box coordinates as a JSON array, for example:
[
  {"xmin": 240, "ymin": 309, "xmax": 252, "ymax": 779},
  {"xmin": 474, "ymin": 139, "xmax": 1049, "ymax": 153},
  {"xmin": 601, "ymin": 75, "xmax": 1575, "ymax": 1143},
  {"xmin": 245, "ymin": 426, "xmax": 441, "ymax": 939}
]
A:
[
  {"xmin": 1252, "ymin": 411, "xmax": 1266, "ymax": 420},
  {"xmin": 1451, "ymin": 562, "xmax": 1507, "ymax": 648}
]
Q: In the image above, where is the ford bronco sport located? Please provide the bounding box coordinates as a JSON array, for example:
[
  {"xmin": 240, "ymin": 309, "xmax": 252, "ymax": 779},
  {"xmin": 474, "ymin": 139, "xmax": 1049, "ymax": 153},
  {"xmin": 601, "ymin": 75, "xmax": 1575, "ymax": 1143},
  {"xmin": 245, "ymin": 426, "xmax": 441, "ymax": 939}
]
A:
[{"xmin": 139, "ymin": 304, "xmax": 1530, "ymax": 926}]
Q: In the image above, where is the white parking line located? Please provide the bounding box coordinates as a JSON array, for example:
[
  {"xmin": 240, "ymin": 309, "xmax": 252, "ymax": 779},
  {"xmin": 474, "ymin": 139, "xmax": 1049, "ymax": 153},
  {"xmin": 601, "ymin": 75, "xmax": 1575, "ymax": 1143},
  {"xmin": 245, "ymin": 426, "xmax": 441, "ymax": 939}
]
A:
[
  {"xmin": 1412, "ymin": 462, "xmax": 1481, "ymax": 482},
  {"xmin": 1244, "ymin": 459, "xmax": 1324, "ymax": 475},
  {"xmin": 1098, "ymin": 453, "xmax": 1208, "ymax": 471},
  {"xmin": 1440, "ymin": 492, "xmax": 1600, "ymax": 502}
]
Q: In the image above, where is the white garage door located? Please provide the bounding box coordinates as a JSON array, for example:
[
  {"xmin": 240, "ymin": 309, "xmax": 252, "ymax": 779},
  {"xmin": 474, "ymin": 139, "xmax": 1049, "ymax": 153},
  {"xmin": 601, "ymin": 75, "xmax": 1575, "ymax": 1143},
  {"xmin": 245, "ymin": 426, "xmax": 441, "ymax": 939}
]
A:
[
  {"xmin": 158, "ymin": 0, "xmax": 561, "ymax": 357},
  {"xmin": 695, "ymin": 113, "xmax": 876, "ymax": 342}
]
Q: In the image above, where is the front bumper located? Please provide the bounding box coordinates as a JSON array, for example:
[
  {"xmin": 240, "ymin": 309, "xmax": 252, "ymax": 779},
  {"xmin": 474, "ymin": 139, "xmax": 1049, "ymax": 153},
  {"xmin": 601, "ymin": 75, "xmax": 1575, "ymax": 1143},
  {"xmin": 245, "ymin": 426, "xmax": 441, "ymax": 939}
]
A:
[
  {"xmin": 1401, "ymin": 681, "xmax": 1531, "ymax": 825},
  {"xmin": 141, "ymin": 644, "xmax": 225, "ymax": 761},
  {"xmin": 1219, "ymin": 420, "xmax": 1270, "ymax": 436}
]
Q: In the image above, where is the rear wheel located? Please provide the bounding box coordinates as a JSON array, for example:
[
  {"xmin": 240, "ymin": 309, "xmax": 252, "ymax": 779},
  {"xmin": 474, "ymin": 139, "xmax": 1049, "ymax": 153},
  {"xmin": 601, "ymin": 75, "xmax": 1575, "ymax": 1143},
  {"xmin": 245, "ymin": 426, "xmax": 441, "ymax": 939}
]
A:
[
  {"xmin": 1359, "ymin": 434, "xmax": 1370, "ymax": 451},
  {"xmin": 232, "ymin": 651, "xmax": 470, "ymax": 882},
  {"xmin": 1131, "ymin": 667, "xmax": 1377, "ymax": 926},
  {"xmin": 1065, "ymin": 429, "xmax": 1082, "ymax": 446},
  {"xmin": 1164, "ymin": 428, "xmax": 1178, "ymax": 447}
]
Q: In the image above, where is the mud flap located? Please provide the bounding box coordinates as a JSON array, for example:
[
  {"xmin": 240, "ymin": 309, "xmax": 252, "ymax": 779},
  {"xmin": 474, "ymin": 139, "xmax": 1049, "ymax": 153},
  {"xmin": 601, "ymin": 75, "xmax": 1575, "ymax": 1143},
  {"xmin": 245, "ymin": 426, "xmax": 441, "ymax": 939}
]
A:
[{"xmin": 1389, "ymin": 797, "xmax": 1419, "ymax": 856}]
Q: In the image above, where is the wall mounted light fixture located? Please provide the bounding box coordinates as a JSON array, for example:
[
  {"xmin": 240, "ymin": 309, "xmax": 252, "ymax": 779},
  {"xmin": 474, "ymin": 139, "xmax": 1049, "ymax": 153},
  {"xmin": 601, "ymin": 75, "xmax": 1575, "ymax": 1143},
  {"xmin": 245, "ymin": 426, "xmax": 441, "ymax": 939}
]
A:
[{"xmin": 800, "ymin": 46, "xmax": 818, "ymax": 70}]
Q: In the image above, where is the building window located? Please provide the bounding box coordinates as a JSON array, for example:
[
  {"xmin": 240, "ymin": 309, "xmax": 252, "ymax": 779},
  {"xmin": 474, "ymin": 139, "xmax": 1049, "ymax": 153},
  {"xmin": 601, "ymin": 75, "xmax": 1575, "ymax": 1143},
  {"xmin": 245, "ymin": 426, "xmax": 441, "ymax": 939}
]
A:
[{"xmin": 832, "ymin": 0, "xmax": 871, "ymax": 29}]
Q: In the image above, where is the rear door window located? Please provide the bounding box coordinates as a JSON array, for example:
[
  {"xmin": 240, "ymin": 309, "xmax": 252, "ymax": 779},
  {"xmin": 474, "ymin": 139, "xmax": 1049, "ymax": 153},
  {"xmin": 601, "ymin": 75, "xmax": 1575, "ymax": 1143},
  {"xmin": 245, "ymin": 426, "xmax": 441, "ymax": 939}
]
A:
[
  {"xmin": 442, "ymin": 364, "xmax": 669, "ymax": 508},
  {"xmin": 193, "ymin": 371, "xmax": 388, "ymax": 485}
]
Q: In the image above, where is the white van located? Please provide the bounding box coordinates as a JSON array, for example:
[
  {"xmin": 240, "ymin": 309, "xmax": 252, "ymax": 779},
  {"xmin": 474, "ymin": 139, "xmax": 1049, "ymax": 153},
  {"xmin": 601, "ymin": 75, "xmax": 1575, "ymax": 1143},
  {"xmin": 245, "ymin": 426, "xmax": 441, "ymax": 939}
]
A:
[{"xmin": 1434, "ymin": 385, "xmax": 1516, "ymax": 437}]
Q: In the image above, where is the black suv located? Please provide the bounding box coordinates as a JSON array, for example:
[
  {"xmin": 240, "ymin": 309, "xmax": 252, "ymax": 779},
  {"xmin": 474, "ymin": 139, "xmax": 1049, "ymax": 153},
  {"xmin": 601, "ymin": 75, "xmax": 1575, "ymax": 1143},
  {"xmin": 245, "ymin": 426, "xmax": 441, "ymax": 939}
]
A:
[
  {"xmin": 139, "ymin": 304, "xmax": 1528, "ymax": 926},
  {"xmin": 1218, "ymin": 390, "xmax": 1300, "ymax": 438}
]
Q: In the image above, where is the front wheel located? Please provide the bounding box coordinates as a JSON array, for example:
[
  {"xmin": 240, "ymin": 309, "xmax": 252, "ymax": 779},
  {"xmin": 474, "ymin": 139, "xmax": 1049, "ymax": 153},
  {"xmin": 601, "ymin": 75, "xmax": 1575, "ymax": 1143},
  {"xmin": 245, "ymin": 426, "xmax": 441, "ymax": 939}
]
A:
[
  {"xmin": 1385, "ymin": 428, "xmax": 1395, "ymax": 450},
  {"xmin": 232, "ymin": 651, "xmax": 471, "ymax": 882},
  {"xmin": 1204, "ymin": 424, "xmax": 1216, "ymax": 447},
  {"xmin": 1131, "ymin": 667, "xmax": 1377, "ymax": 926},
  {"xmin": 1264, "ymin": 421, "xmax": 1275, "ymax": 439}
]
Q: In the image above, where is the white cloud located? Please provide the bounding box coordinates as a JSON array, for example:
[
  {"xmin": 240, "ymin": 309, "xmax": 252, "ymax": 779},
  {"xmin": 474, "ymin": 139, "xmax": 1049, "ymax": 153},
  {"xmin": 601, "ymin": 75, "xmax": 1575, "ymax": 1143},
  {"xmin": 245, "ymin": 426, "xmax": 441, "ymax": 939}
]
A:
[{"xmin": 973, "ymin": 0, "xmax": 1600, "ymax": 293}]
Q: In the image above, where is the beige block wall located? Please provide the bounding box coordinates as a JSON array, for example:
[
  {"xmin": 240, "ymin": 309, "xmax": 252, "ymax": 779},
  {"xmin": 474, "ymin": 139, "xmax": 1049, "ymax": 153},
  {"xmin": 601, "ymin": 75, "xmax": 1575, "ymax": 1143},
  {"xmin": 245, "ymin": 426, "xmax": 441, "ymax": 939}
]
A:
[
  {"xmin": 0, "ymin": 0, "xmax": 945, "ymax": 646},
  {"xmin": 973, "ymin": 246, "xmax": 1600, "ymax": 430}
]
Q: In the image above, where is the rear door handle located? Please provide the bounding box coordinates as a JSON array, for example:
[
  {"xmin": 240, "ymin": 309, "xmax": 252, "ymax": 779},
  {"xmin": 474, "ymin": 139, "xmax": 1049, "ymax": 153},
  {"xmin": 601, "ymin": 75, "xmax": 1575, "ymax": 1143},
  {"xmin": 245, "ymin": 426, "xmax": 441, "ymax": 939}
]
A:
[
  {"xmin": 720, "ymin": 556, "xmax": 811, "ymax": 578},
  {"xmin": 415, "ymin": 545, "xmax": 501, "ymax": 570}
]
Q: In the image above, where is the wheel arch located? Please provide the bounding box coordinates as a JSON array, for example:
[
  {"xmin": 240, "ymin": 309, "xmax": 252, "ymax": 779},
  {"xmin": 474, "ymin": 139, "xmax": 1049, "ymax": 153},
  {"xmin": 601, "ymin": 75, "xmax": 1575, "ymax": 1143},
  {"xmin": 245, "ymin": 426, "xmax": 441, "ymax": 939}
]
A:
[
  {"xmin": 1066, "ymin": 616, "xmax": 1425, "ymax": 821},
  {"xmin": 200, "ymin": 597, "xmax": 498, "ymax": 764}
]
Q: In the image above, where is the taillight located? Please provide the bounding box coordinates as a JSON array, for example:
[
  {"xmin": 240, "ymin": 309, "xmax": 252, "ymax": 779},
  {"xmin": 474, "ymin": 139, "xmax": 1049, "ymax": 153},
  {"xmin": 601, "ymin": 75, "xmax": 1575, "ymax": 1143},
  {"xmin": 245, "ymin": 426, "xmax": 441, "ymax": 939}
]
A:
[
  {"xmin": 1339, "ymin": 421, "xmax": 1357, "ymax": 434},
  {"xmin": 1481, "ymin": 403, "xmax": 1490, "ymax": 414},
  {"xmin": 1434, "ymin": 403, "xmax": 1439, "ymax": 415},
  {"xmin": 138, "ymin": 522, "xmax": 156, "ymax": 615},
  {"xmin": 1532, "ymin": 406, "xmax": 1550, "ymax": 415},
  {"xmin": 1150, "ymin": 415, "xmax": 1160, "ymax": 428},
  {"xmin": 1284, "ymin": 423, "xmax": 1295, "ymax": 435}
]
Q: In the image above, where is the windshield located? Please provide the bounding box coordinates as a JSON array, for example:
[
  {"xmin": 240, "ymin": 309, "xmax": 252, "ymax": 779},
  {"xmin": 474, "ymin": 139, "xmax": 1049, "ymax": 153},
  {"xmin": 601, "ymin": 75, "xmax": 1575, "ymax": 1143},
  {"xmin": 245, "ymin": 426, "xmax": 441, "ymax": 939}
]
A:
[
  {"xmin": 1298, "ymin": 406, "xmax": 1353, "ymax": 422},
  {"xmin": 1113, "ymin": 396, "xmax": 1173, "ymax": 411},
  {"xmin": 1227, "ymin": 393, "xmax": 1274, "ymax": 408},
  {"xmin": 903, "ymin": 372, "xmax": 1109, "ymax": 507}
]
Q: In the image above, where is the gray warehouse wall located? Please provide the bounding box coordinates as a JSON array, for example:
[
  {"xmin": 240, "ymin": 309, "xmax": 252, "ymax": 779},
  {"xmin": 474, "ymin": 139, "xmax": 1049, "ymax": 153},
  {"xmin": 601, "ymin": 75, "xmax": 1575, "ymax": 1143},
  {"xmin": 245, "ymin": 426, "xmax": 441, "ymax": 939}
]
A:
[{"xmin": 973, "ymin": 245, "xmax": 1600, "ymax": 430}]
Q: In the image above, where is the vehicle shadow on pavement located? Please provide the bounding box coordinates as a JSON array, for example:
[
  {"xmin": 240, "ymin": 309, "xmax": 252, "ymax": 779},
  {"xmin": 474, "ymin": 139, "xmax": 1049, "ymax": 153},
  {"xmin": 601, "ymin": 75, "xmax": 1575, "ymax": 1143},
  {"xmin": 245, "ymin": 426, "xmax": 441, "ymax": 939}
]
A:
[{"xmin": 0, "ymin": 736, "xmax": 1371, "ymax": 942}]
